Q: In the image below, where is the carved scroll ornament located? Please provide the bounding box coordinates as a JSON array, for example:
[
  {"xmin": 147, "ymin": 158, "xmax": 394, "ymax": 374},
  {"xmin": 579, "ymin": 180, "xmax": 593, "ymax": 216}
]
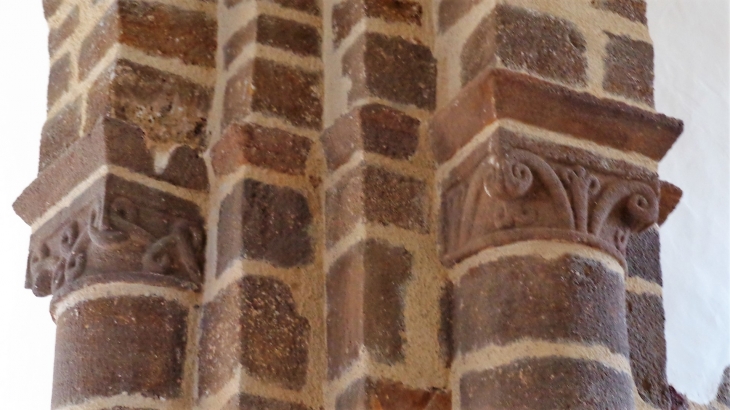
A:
[{"xmin": 441, "ymin": 130, "xmax": 659, "ymax": 266}]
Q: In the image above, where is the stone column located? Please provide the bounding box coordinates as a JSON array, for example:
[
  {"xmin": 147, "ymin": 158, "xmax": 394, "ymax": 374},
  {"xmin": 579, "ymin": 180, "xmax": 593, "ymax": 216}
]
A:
[
  {"xmin": 430, "ymin": 1, "xmax": 682, "ymax": 409},
  {"xmin": 196, "ymin": 0, "xmax": 325, "ymax": 409},
  {"xmin": 15, "ymin": 0, "xmax": 215, "ymax": 408},
  {"xmin": 320, "ymin": 0, "xmax": 450, "ymax": 409}
]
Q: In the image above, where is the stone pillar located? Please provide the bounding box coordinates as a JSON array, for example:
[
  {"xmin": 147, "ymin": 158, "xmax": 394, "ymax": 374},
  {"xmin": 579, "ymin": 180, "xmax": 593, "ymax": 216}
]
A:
[
  {"xmin": 321, "ymin": 0, "xmax": 450, "ymax": 409},
  {"xmin": 430, "ymin": 1, "xmax": 682, "ymax": 409},
  {"xmin": 15, "ymin": 0, "xmax": 215, "ymax": 408},
  {"xmin": 197, "ymin": 0, "xmax": 325, "ymax": 409}
]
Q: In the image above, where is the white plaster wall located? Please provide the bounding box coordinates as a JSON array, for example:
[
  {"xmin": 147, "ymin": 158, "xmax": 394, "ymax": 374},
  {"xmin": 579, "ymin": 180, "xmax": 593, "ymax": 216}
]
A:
[
  {"xmin": 649, "ymin": 0, "xmax": 730, "ymax": 403},
  {"xmin": 0, "ymin": 1, "xmax": 726, "ymax": 408}
]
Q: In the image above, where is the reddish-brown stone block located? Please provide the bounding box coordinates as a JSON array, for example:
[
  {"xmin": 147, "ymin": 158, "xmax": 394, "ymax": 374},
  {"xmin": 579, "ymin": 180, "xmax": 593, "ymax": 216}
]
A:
[
  {"xmin": 321, "ymin": 104, "xmax": 420, "ymax": 171},
  {"xmin": 118, "ymin": 0, "xmax": 216, "ymax": 67},
  {"xmin": 455, "ymin": 255, "xmax": 630, "ymax": 356},
  {"xmin": 79, "ymin": 4, "xmax": 119, "ymax": 80},
  {"xmin": 461, "ymin": 5, "xmax": 587, "ymax": 86},
  {"xmin": 217, "ymin": 179, "xmax": 313, "ymax": 274},
  {"xmin": 336, "ymin": 378, "xmax": 451, "ymax": 410},
  {"xmin": 343, "ymin": 33, "xmax": 437, "ymax": 110},
  {"xmin": 333, "ymin": 0, "xmax": 422, "ymax": 45},
  {"xmin": 326, "ymin": 165, "xmax": 428, "ymax": 247},
  {"xmin": 222, "ymin": 394, "xmax": 311, "ymax": 410},
  {"xmin": 43, "ymin": 0, "xmax": 64, "ymax": 18},
  {"xmin": 439, "ymin": 281, "xmax": 454, "ymax": 367},
  {"xmin": 592, "ymin": 0, "xmax": 647, "ymax": 24},
  {"xmin": 48, "ymin": 6, "xmax": 78, "ymax": 56},
  {"xmin": 52, "ymin": 296, "xmax": 188, "ymax": 408},
  {"xmin": 211, "ymin": 123, "xmax": 312, "ymax": 176},
  {"xmin": 224, "ymin": 15, "xmax": 320, "ymax": 68},
  {"xmin": 438, "ymin": 0, "xmax": 479, "ymax": 32},
  {"xmin": 198, "ymin": 276, "xmax": 309, "ymax": 396},
  {"xmin": 86, "ymin": 59, "xmax": 212, "ymax": 148},
  {"xmin": 626, "ymin": 228, "xmax": 662, "ymax": 285},
  {"xmin": 627, "ymin": 292, "xmax": 670, "ymax": 408},
  {"xmin": 225, "ymin": 0, "xmax": 320, "ymax": 15},
  {"xmin": 659, "ymin": 181, "xmax": 682, "ymax": 225},
  {"xmin": 47, "ymin": 54, "xmax": 72, "ymax": 109},
  {"xmin": 460, "ymin": 358, "xmax": 633, "ymax": 409},
  {"xmin": 223, "ymin": 58, "xmax": 322, "ymax": 130},
  {"xmin": 327, "ymin": 240, "xmax": 412, "ymax": 379},
  {"xmin": 24, "ymin": 175, "xmax": 205, "ymax": 296},
  {"xmin": 717, "ymin": 367, "xmax": 730, "ymax": 406},
  {"xmin": 39, "ymin": 99, "xmax": 81, "ymax": 171},
  {"xmin": 604, "ymin": 34, "xmax": 654, "ymax": 105},
  {"xmin": 429, "ymin": 69, "xmax": 683, "ymax": 164}
]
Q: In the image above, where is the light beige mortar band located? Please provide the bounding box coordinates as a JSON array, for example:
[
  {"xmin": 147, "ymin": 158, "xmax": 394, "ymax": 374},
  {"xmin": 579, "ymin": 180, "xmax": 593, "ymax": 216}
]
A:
[
  {"xmin": 195, "ymin": 365, "xmax": 321, "ymax": 410},
  {"xmin": 451, "ymin": 339, "xmax": 632, "ymax": 379},
  {"xmin": 52, "ymin": 281, "xmax": 200, "ymax": 321},
  {"xmin": 449, "ymin": 239, "xmax": 625, "ymax": 283},
  {"xmin": 30, "ymin": 165, "xmax": 208, "ymax": 232},
  {"xmin": 322, "ymin": 150, "xmax": 433, "ymax": 193},
  {"xmin": 626, "ymin": 276, "xmax": 663, "ymax": 297},
  {"xmin": 222, "ymin": 0, "xmax": 322, "ymax": 34},
  {"xmin": 211, "ymin": 164, "xmax": 312, "ymax": 207},
  {"xmin": 334, "ymin": 17, "xmax": 429, "ymax": 56},
  {"xmin": 53, "ymin": 393, "xmax": 186, "ymax": 410}
]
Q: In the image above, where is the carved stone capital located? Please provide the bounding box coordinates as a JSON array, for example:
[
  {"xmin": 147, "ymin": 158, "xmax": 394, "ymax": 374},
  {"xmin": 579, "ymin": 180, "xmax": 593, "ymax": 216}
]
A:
[
  {"xmin": 440, "ymin": 128, "xmax": 660, "ymax": 266},
  {"xmin": 27, "ymin": 175, "xmax": 205, "ymax": 298}
]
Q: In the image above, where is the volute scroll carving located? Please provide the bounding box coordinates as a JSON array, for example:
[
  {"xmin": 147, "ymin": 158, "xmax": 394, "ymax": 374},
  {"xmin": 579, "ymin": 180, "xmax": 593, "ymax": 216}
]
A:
[
  {"xmin": 27, "ymin": 176, "xmax": 206, "ymax": 297},
  {"xmin": 441, "ymin": 129, "xmax": 660, "ymax": 267}
]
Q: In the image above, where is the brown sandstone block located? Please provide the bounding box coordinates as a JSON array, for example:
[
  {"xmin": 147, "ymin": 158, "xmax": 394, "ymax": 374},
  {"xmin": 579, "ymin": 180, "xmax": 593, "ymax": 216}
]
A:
[
  {"xmin": 86, "ymin": 59, "xmax": 212, "ymax": 148},
  {"xmin": 429, "ymin": 69, "xmax": 683, "ymax": 164},
  {"xmin": 333, "ymin": 0, "xmax": 422, "ymax": 45},
  {"xmin": 592, "ymin": 0, "xmax": 647, "ymax": 25},
  {"xmin": 460, "ymin": 358, "xmax": 633, "ymax": 409},
  {"xmin": 626, "ymin": 228, "xmax": 662, "ymax": 285},
  {"xmin": 198, "ymin": 276, "xmax": 310, "ymax": 396},
  {"xmin": 48, "ymin": 6, "xmax": 78, "ymax": 56},
  {"xmin": 79, "ymin": 4, "xmax": 119, "ymax": 80},
  {"xmin": 461, "ymin": 5, "xmax": 587, "ymax": 86},
  {"xmin": 439, "ymin": 281, "xmax": 454, "ymax": 367},
  {"xmin": 118, "ymin": 0, "xmax": 216, "ymax": 67},
  {"xmin": 47, "ymin": 54, "xmax": 72, "ymax": 109},
  {"xmin": 455, "ymin": 255, "xmax": 630, "ymax": 356},
  {"xmin": 223, "ymin": 394, "xmax": 311, "ymax": 410},
  {"xmin": 336, "ymin": 378, "xmax": 451, "ymax": 410},
  {"xmin": 224, "ymin": 15, "xmax": 320, "ymax": 68},
  {"xmin": 627, "ymin": 292, "xmax": 670, "ymax": 409},
  {"xmin": 325, "ymin": 165, "xmax": 428, "ymax": 247},
  {"xmin": 659, "ymin": 181, "xmax": 683, "ymax": 225},
  {"xmin": 321, "ymin": 104, "xmax": 420, "ymax": 171},
  {"xmin": 604, "ymin": 34, "xmax": 654, "ymax": 105},
  {"xmin": 225, "ymin": 0, "xmax": 320, "ymax": 15},
  {"xmin": 223, "ymin": 58, "xmax": 322, "ymax": 130},
  {"xmin": 39, "ymin": 99, "xmax": 81, "ymax": 171},
  {"xmin": 52, "ymin": 296, "xmax": 188, "ymax": 408},
  {"xmin": 217, "ymin": 179, "xmax": 313, "ymax": 274},
  {"xmin": 438, "ymin": 0, "xmax": 480, "ymax": 32},
  {"xmin": 327, "ymin": 240, "xmax": 412, "ymax": 379},
  {"xmin": 211, "ymin": 123, "xmax": 312, "ymax": 176},
  {"xmin": 343, "ymin": 33, "xmax": 437, "ymax": 110}
]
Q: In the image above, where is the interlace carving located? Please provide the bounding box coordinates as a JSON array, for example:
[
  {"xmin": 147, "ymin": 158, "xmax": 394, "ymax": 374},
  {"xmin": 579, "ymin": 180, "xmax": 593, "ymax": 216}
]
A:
[
  {"xmin": 441, "ymin": 132, "xmax": 659, "ymax": 266},
  {"xmin": 28, "ymin": 195, "xmax": 205, "ymax": 296}
]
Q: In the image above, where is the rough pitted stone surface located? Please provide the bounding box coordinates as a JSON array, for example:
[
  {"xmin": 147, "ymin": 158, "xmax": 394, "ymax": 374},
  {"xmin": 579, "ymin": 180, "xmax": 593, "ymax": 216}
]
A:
[
  {"xmin": 52, "ymin": 297, "xmax": 188, "ymax": 408},
  {"xmin": 39, "ymin": 99, "xmax": 81, "ymax": 171},
  {"xmin": 327, "ymin": 240, "xmax": 413, "ymax": 379},
  {"xmin": 717, "ymin": 367, "xmax": 730, "ymax": 406},
  {"xmin": 333, "ymin": 0, "xmax": 422, "ymax": 45},
  {"xmin": 460, "ymin": 358, "xmax": 634, "ymax": 409},
  {"xmin": 456, "ymin": 255, "xmax": 630, "ymax": 356},
  {"xmin": 627, "ymin": 292, "xmax": 670, "ymax": 408},
  {"xmin": 223, "ymin": 394, "xmax": 311, "ymax": 410},
  {"xmin": 217, "ymin": 179, "xmax": 313, "ymax": 273},
  {"xmin": 225, "ymin": 0, "xmax": 319, "ymax": 15},
  {"xmin": 627, "ymin": 228, "xmax": 662, "ymax": 285},
  {"xmin": 199, "ymin": 276, "xmax": 310, "ymax": 396},
  {"xmin": 48, "ymin": 6, "xmax": 78, "ymax": 55},
  {"xmin": 48, "ymin": 54, "xmax": 71, "ymax": 109},
  {"xmin": 592, "ymin": 0, "xmax": 647, "ymax": 24},
  {"xmin": 604, "ymin": 34, "xmax": 654, "ymax": 105},
  {"xmin": 462, "ymin": 5, "xmax": 587, "ymax": 86}
]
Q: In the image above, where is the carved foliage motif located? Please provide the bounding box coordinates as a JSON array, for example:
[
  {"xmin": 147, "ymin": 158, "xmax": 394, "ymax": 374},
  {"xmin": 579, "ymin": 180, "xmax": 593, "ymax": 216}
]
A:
[
  {"xmin": 441, "ymin": 130, "xmax": 659, "ymax": 266},
  {"xmin": 27, "ymin": 177, "xmax": 205, "ymax": 297}
]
